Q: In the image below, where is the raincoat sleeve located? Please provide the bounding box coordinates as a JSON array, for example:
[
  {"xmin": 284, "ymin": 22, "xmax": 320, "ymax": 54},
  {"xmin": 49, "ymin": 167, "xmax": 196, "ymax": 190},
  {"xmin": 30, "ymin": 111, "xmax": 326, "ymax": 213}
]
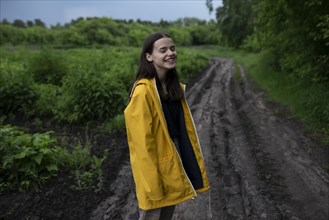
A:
[{"xmin": 125, "ymin": 85, "xmax": 164, "ymax": 201}]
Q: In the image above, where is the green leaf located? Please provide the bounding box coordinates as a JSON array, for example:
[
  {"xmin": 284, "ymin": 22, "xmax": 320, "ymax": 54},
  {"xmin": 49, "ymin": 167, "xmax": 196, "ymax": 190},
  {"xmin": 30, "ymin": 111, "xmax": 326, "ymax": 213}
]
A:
[
  {"xmin": 13, "ymin": 147, "xmax": 33, "ymax": 159},
  {"xmin": 46, "ymin": 164, "xmax": 58, "ymax": 172},
  {"xmin": 92, "ymin": 155, "xmax": 102, "ymax": 167},
  {"xmin": 32, "ymin": 153, "xmax": 43, "ymax": 165},
  {"xmin": 40, "ymin": 148, "xmax": 51, "ymax": 155}
]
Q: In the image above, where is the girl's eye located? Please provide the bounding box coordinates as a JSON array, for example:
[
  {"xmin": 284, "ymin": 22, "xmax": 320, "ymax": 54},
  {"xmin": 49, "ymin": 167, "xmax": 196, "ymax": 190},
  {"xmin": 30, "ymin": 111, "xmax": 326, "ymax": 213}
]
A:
[{"xmin": 159, "ymin": 46, "xmax": 175, "ymax": 53}]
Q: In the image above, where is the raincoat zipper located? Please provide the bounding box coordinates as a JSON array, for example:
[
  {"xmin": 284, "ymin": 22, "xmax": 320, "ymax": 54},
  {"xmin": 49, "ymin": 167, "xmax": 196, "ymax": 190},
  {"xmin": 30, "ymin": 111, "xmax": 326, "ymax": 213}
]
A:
[{"xmin": 153, "ymin": 79, "xmax": 197, "ymax": 198}]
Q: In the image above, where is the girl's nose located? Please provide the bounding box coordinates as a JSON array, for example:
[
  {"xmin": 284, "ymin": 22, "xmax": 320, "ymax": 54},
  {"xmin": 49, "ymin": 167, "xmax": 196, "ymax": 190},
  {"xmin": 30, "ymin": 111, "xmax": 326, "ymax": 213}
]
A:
[{"xmin": 167, "ymin": 49, "xmax": 175, "ymax": 56}]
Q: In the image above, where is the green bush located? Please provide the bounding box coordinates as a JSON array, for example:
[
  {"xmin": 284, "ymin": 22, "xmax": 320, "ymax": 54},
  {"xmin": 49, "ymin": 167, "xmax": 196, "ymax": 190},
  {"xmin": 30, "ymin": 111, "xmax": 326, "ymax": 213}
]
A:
[
  {"xmin": 0, "ymin": 122, "xmax": 108, "ymax": 192},
  {"xmin": 57, "ymin": 70, "xmax": 128, "ymax": 123},
  {"xmin": 65, "ymin": 48, "xmax": 137, "ymax": 93},
  {"xmin": 69, "ymin": 144, "xmax": 108, "ymax": 192},
  {"xmin": 102, "ymin": 114, "xmax": 125, "ymax": 131},
  {"xmin": 28, "ymin": 49, "xmax": 68, "ymax": 85},
  {"xmin": 0, "ymin": 124, "xmax": 66, "ymax": 190},
  {"xmin": 177, "ymin": 50, "xmax": 210, "ymax": 82},
  {"xmin": 298, "ymin": 84, "xmax": 329, "ymax": 131},
  {"xmin": 30, "ymin": 84, "xmax": 61, "ymax": 117},
  {"xmin": 168, "ymin": 27, "xmax": 192, "ymax": 46},
  {"xmin": 106, "ymin": 60, "xmax": 136, "ymax": 93},
  {"xmin": 0, "ymin": 25, "xmax": 27, "ymax": 46},
  {"xmin": 0, "ymin": 58, "xmax": 37, "ymax": 115}
]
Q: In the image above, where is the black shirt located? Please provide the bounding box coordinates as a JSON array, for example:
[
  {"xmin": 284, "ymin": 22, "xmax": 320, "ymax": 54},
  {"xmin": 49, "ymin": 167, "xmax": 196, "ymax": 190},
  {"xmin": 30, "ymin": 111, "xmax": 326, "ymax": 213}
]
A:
[
  {"xmin": 161, "ymin": 98, "xmax": 181, "ymax": 139},
  {"xmin": 161, "ymin": 97, "xmax": 204, "ymax": 190}
]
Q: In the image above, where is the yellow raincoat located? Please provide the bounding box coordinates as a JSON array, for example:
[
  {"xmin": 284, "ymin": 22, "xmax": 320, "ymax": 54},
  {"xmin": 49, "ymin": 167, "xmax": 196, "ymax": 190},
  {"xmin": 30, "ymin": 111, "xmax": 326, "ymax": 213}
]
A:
[{"xmin": 124, "ymin": 78, "xmax": 210, "ymax": 210}]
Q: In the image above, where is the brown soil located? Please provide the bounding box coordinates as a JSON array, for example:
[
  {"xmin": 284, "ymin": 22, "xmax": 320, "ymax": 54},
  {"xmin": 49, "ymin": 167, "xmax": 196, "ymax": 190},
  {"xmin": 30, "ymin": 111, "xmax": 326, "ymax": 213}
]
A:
[{"xmin": 1, "ymin": 58, "xmax": 328, "ymax": 220}]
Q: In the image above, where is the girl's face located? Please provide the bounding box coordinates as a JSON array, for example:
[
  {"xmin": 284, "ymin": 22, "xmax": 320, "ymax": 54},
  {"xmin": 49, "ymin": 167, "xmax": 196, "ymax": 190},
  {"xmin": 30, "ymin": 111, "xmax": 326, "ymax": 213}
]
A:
[{"xmin": 146, "ymin": 37, "xmax": 176, "ymax": 75}]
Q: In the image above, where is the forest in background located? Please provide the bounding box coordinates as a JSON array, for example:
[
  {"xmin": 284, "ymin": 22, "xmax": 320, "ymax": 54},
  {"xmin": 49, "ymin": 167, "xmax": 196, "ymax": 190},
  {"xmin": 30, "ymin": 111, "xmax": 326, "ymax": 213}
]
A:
[
  {"xmin": 0, "ymin": 17, "xmax": 221, "ymax": 47},
  {"xmin": 208, "ymin": 0, "xmax": 329, "ymax": 85}
]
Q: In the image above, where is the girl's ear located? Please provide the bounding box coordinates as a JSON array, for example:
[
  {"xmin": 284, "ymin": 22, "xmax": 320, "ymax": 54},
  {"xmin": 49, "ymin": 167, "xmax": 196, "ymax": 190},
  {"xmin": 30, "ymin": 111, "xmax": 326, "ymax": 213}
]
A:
[{"xmin": 146, "ymin": 53, "xmax": 153, "ymax": 62}]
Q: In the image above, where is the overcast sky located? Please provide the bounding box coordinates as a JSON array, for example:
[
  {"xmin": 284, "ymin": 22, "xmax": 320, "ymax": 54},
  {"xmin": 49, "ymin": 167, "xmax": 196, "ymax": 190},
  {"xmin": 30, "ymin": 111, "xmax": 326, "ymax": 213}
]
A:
[{"xmin": 1, "ymin": 0, "xmax": 222, "ymax": 26}]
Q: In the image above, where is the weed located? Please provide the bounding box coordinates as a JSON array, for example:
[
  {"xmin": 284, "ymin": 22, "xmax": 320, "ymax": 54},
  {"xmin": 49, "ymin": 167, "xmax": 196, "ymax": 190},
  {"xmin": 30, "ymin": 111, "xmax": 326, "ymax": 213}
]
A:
[
  {"xmin": 0, "ymin": 124, "xmax": 64, "ymax": 191},
  {"xmin": 0, "ymin": 123, "xmax": 109, "ymax": 192},
  {"xmin": 69, "ymin": 145, "xmax": 109, "ymax": 192},
  {"xmin": 102, "ymin": 114, "xmax": 125, "ymax": 131}
]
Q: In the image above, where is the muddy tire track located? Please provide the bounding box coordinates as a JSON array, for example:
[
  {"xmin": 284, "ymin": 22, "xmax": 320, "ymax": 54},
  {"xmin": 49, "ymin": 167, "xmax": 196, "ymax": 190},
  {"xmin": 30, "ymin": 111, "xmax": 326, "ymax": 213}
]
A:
[
  {"xmin": 176, "ymin": 58, "xmax": 328, "ymax": 220},
  {"xmin": 90, "ymin": 58, "xmax": 329, "ymax": 220}
]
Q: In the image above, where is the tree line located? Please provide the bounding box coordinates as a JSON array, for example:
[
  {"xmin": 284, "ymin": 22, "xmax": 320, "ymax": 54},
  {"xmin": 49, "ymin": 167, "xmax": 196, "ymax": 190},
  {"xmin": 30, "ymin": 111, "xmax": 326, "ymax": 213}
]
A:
[
  {"xmin": 2, "ymin": 0, "xmax": 328, "ymax": 84},
  {"xmin": 0, "ymin": 17, "xmax": 221, "ymax": 47},
  {"xmin": 207, "ymin": 0, "xmax": 329, "ymax": 85}
]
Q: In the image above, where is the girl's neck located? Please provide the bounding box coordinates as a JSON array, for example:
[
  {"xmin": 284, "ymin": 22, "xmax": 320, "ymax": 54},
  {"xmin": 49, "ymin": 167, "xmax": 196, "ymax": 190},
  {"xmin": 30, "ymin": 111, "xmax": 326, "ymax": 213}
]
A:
[
  {"xmin": 156, "ymin": 71, "xmax": 168, "ymax": 95},
  {"xmin": 156, "ymin": 70, "xmax": 167, "ymax": 84}
]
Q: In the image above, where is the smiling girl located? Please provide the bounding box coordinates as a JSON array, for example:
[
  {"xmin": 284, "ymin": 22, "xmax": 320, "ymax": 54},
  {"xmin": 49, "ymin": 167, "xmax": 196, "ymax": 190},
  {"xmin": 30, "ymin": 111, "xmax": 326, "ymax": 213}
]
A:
[{"xmin": 124, "ymin": 32, "xmax": 210, "ymax": 220}]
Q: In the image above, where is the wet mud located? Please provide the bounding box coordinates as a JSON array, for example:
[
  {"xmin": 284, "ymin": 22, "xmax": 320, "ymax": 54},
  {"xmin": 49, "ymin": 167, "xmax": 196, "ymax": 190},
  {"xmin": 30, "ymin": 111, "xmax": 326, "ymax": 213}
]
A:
[{"xmin": 91, "ymin": 58, "xmax": 329, "ymax": 220}]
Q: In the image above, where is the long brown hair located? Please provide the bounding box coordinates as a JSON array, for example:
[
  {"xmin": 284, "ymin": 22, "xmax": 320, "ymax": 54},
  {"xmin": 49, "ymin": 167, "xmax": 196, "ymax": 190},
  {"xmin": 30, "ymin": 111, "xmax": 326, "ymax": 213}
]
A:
[{"xmin": 135, "ymin": 32, "xmax": 183, "ymax": 100}]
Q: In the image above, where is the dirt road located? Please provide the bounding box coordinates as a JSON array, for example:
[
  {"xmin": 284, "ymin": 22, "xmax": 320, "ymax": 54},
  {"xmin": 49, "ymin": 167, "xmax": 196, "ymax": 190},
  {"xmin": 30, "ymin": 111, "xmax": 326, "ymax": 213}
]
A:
[{"xmin": 90, "ymin": 58, "xmax": 329, "ymax": 220}]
